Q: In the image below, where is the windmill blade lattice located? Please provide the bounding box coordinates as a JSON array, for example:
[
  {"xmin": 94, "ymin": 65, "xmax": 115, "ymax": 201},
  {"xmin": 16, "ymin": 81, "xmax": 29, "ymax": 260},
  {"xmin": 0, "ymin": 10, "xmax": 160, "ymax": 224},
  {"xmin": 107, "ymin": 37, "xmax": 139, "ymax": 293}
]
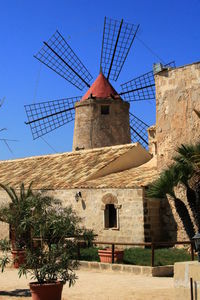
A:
[
  {"xmin": 100, "ymin": 17, "xmax": 139, "ymax": 81},
  {"xmin": 121, "ymin": 70, "xmax": 155, "ymax": 102},
  {"xmin": 120, "ymin": 61, "xmax": 176, "ymax": 102},
  {"xmin": 34, "ymin": 30, "xmax": 93, "ymax": 90},
  {"xmin": 25, "ymin": 96, "xmax": 81, "ymax": 140},
  {"xmin": 129, "ymin": 112, "xmax": 149, "ymax": 149}
]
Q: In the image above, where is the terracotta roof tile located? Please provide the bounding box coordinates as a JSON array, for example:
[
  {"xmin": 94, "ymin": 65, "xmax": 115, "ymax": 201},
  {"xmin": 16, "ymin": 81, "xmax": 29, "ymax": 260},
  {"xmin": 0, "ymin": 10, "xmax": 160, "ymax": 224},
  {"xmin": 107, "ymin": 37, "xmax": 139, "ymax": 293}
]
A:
[{"xmin": 0, "ymin": 144, "xmax": 139, "ymax": 189}]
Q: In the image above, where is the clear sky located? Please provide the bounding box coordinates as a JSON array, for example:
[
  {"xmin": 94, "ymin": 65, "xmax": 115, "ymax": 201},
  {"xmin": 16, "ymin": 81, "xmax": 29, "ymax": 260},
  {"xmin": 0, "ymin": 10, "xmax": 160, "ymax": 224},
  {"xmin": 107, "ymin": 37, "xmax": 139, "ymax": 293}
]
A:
[{"xmin": 1, "ymin": 0, "xmax": 200, "ymax": 160}]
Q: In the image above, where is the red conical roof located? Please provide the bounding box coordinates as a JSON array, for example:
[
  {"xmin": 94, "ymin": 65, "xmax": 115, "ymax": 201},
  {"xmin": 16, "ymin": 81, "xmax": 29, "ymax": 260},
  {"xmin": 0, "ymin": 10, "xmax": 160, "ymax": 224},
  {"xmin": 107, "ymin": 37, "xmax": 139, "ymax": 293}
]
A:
[{"xmin": 81, "ymin": 72, "xmax": 119, "ymax": 101}]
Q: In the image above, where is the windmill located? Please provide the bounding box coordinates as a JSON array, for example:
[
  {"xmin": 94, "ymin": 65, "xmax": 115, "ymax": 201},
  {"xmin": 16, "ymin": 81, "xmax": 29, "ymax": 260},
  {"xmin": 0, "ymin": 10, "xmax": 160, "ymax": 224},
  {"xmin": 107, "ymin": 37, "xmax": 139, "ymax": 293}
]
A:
[{"xmin": 25, "ymin": 17, "xmax": 175, "ymax": 150}]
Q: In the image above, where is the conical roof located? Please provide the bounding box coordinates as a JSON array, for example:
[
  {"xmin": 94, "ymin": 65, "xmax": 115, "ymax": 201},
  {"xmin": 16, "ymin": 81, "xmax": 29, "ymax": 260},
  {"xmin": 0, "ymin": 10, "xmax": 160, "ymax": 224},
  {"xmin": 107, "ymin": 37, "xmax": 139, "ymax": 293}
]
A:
[{"xmin": 81, "ymin": 72, "xmax": 119, "ymax": 101}]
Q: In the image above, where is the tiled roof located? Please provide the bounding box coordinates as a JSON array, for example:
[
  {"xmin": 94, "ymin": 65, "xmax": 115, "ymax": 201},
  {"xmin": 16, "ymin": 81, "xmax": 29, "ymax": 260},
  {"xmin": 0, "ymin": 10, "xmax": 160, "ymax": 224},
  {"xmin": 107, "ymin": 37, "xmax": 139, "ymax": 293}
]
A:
[
  {"xmin": 0, "ymin": 143, "xmax": 154, "ymax": 190},
  {"xmin": 84, "ymin": 157, "xmax": 158, "ymax": 188}
]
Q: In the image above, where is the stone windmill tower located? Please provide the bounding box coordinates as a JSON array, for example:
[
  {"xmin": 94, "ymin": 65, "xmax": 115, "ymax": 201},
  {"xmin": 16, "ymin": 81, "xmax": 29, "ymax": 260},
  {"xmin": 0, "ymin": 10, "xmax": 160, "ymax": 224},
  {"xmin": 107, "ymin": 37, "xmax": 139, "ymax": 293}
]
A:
[
  {"xmin": 25, "ymin": 17, "xmax": 175, "ymax": 151},
  {"xmin": 73, "ymin": 72, "xmax": 130, "ymax": 150}
]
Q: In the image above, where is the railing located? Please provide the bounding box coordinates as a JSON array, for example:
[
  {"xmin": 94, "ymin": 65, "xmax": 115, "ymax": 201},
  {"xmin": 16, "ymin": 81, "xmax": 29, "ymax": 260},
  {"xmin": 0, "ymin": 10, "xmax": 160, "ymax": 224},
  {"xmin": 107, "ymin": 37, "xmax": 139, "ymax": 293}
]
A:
[{"xmin": 77, "ymin": 240, "xmax": 195, "ymax": 267}]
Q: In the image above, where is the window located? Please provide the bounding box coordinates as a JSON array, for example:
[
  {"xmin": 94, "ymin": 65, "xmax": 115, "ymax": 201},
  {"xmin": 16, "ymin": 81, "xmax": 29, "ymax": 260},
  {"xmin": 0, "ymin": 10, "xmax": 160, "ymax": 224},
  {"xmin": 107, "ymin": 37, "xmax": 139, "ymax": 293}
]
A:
[
  {"xmin": 104, "ymin": 204, "xmax": 117, "ymax": 228},
  {"xmin": 101, "ymin": 105, "xmax": 110, "ymax": 115}
]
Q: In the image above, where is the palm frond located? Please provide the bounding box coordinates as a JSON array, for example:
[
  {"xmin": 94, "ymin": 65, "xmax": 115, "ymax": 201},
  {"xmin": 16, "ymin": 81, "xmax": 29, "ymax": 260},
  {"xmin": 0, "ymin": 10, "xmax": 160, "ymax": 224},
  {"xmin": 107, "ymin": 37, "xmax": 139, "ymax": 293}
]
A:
[
  {"xmin": 147, "ymin": 165, "xmax": 178, "ymax": 198},
  {"xmin": 20, "ymin": 183, "xmax": 25, "ymax": 201},
  {"xmin": 26, "ymin": 182, "xmax": 34, "ymax": 198},
  {"xmin": 9, "ymin": 187, "xmax": 19, "ymax": 204},
  {"xmin": 0, "ymin": 183, "xmax": 18, "ymax": 204}
]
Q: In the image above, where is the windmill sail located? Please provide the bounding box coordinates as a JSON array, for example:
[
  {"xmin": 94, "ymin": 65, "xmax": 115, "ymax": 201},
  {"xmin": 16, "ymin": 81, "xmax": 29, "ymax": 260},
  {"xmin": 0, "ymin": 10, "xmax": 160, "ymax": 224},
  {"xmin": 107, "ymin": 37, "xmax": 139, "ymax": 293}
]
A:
[
  {"xmin": 100, "ymin": 17, "xmax": 139, "ymax": 81},
  {"xmin": 129, "ymin": 112, "xmax": 149, "ymax": 149},
  {"xmin": 34, "ymin": 31, "xmax": 93, "ymax": 90},
  {"xmin": 120, "ymin": 61, "xmax": 176, "ymax": 102},
  {"xmin": 25, "ymin": 96, "xmax": 81, "ymax": 139}
]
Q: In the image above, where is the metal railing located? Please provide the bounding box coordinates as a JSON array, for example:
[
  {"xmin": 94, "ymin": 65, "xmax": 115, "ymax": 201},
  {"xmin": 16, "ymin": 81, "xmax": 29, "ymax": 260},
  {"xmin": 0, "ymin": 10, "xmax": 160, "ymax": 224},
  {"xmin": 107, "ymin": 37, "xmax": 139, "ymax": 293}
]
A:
[{"xmin": 77, "ymin": 240, "xmax": 195, "ymax": 267}]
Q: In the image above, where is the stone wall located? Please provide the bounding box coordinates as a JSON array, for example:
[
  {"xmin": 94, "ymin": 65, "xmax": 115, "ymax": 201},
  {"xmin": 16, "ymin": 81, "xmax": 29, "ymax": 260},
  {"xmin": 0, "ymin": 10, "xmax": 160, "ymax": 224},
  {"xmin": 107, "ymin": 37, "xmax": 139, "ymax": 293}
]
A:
[
  {"xmin": 155, "ymin": 61, "xmax": 200, "ymax": 170},
  {"xmin": 0, "ymin": 188, "xmax": 162, "ymax": 245},
  {"xmin": 143, "ymin": 195, "xmax": 162, "ymax": 242},
  {"xmin": 73, "ymin": 98, "xmax": 131, "ymax": 150},
  {"xmin": 0, "ymin": 190, "xmax": 10, "ymax": 239},
  {"xmin": 160, "ymin": 197, "xmax": 178, "ymax": 242},
  {"xmin": 47, "ymin": 188, "xmax": 145, "ymax": 244}
]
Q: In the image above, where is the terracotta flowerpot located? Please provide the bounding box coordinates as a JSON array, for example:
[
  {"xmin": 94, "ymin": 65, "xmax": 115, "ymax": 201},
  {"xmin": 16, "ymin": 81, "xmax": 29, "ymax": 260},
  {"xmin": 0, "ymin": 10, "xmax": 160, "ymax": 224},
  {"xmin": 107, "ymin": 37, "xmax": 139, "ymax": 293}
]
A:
[
  {"xmin": 29, "ymin": 281, "xmax": 63, "ymax": 300},
  {"xmin": 11, "ymin": 250, "xmax": 26, "ymax": 268},
  {"xmin": 98, "ymin": 248, "xmax": 124, "ymax": 263}
]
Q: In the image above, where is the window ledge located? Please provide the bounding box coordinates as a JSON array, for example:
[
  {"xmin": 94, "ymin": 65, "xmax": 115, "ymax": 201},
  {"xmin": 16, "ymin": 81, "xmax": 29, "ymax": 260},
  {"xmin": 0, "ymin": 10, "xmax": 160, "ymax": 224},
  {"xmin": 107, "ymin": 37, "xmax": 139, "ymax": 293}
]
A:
[{"xmin": 103, "ymin": 227, "xmax": 119, "ymax": 231}]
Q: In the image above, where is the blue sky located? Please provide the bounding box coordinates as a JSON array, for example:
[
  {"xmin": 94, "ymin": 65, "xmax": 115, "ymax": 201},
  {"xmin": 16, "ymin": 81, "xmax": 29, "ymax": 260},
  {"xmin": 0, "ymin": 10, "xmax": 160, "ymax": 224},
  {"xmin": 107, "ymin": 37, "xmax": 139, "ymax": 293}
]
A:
[{"xmin": 1, "ymin": 0, "xmax": 200, "ymax": 160}]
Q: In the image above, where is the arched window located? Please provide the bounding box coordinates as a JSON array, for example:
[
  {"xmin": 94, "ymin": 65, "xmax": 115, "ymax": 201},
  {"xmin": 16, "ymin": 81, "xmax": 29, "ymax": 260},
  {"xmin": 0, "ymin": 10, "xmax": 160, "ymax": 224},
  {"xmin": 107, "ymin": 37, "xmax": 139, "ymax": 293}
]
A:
[
  {"xmin": 104, "ymin": 204, "xmax": 117, "ymax": 229},
  {"xmin": 101, "ymin": 193, "xmax": 121, "ymax": 230}
]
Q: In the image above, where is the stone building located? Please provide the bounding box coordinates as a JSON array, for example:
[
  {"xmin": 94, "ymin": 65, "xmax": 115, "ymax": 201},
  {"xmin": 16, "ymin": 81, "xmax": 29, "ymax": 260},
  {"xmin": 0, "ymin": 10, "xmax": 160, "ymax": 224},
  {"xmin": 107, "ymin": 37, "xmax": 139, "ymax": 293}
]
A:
[
  {"xmin": 0, "ymin": 61, "xmax": 199, "ymax": 243},
  {"xmin": 155, "ymin": 61, "xmax": 200, "ymax": 170}
]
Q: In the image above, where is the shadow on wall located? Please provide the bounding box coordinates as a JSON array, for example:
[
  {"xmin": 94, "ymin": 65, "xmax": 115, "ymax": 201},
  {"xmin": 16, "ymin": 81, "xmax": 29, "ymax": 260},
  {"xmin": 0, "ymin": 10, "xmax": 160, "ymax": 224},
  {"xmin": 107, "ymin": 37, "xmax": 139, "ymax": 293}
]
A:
[
  {"xmin": 81, "ymin": 199, "xmax": 86, "ymax": 210},
  {"xmin": 143, "ymin": 194, "xmax": 177, "ymax": 243},
  {"xmin": 160, "ymin": 198, "xmax": 177, "ymax": 242}
]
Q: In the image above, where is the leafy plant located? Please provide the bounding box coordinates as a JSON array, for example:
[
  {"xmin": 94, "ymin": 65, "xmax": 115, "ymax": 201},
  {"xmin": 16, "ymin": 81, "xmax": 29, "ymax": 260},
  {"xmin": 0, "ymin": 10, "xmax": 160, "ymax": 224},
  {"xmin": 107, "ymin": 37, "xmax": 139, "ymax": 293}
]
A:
[
  {"xmin": 0, "ymin": 239, "xmax": 11, "ymax": 272},
  {"xmin": 0, "ymin": 182, "xmax": 34, "ymax": 249},
  {"xmin": 0, "ymin": 183, "xmax": 94, "ymax": 287}
]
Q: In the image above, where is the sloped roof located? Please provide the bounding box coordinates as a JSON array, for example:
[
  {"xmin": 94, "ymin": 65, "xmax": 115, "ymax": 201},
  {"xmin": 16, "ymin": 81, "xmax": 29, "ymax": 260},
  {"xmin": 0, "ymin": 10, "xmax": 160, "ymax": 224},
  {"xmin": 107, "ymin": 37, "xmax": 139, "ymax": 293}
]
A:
[
  {"xmin": 0, "ymin": 143, "xmax": 154, "ymax": 190},
  {"xmin": 81, "ymin": 72, "xmax": 119, "ymax": 101},
  {"xmin": 84, "ymin": 157, "xmax": 158, "ymax": 189}
]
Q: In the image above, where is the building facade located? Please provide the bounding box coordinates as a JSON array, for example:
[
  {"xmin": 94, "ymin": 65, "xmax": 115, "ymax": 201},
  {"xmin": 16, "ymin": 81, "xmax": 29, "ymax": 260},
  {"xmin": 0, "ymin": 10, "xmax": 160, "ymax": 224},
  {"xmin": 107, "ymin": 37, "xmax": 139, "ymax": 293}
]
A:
[{"xmin": 0, "ymin": 61, "xmax": 199, "ymax": 243}]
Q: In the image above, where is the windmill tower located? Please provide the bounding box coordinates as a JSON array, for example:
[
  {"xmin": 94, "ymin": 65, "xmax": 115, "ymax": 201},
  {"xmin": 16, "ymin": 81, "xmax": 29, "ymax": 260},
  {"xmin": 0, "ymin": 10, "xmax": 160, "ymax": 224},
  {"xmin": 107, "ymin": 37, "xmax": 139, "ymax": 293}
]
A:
[
  {"xmin": 73, "ymin": 72, "xmax": 130, "ymax": 150},
  {"xmin": 25, "ymin": 17, "xmax": 175, "ymax": 151}
]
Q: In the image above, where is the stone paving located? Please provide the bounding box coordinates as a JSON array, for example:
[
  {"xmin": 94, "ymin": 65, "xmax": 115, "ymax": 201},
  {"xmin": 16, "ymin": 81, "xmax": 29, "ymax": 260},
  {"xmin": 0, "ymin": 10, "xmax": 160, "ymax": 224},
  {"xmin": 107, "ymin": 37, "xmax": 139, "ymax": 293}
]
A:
[{"xmin": 0, "ymin": 268, "xmax": 175, "ymax": 300}]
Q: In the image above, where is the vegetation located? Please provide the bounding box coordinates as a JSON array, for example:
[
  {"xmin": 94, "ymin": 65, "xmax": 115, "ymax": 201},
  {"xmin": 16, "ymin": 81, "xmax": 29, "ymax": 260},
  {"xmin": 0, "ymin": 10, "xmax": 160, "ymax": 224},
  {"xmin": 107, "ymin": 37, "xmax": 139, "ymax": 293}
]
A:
[
  {"xmin": 79, "ymin": 247, "xmax": 100, "ymax": 262},
  {"xmin": 76, "ymin": 246, "xmax": 194, "ymax": 266},
  {"xmin": 0, "ymin": 182, "xmax": 34, "ymax": 249},
  {"xmin": 0, "ymin": 183, "xmax": 94, "ymax": 287},
  {"xmin": 147, "ymin": 143, "xmax": 200, "ymax": 240},
  {"xmin": 123, "ymin": 247, "xmax": 193, "ymax": 266}
]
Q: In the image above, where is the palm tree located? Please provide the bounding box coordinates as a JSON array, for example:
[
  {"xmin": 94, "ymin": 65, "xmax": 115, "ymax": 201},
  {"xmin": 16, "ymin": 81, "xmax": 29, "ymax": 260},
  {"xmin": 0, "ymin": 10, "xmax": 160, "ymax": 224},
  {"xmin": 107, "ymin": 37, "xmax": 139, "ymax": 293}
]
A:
[
  {"xmin": 148, "ymin": 142, "xmax": 200, "ymax": 240},
  {"xmin": 0, "ymin": 182, "xmax": 34, "ymax": 249},
  {"xmin": 147, "ymin": 164, "xmax": 195, "ymax": 240},
  {"xmin": 173, "ymin": 144, "xmax": 200, "ymax": 230}
]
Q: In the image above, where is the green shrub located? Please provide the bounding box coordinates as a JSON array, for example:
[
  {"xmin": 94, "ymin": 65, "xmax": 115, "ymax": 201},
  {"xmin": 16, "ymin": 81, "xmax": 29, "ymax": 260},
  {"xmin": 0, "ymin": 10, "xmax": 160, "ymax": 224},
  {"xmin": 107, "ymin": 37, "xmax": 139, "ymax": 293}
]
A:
[
  {"xmin": 80, "ymin": 247, "xmax": 99, "ymax": 261},
  {"xmin": 77, "ymin": 246, "xmax": 194, "ymax": 266}
]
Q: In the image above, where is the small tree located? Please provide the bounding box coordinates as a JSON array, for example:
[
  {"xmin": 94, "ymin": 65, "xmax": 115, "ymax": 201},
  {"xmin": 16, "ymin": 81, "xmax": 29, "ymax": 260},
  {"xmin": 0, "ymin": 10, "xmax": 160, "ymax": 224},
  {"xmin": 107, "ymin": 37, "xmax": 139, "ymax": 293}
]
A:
[
  {"xmin": 0, "ymin": 182, "xmax": 34, "ymax": 249},
  {"xmin": 147, "ymin": 143, "xmax": 200, "ymax": 240},
  {"xmin": 0, "ymin": 183, "xmax": 94, "ymax": 290}
]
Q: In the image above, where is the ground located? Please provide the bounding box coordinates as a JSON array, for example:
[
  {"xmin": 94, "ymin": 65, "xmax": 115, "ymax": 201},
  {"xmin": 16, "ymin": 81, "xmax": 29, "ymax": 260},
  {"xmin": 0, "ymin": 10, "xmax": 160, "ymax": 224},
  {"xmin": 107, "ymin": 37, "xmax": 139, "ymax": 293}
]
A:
[{"xmin": 0, "ymin": 269, "xmax": 175, "ymax": 300}]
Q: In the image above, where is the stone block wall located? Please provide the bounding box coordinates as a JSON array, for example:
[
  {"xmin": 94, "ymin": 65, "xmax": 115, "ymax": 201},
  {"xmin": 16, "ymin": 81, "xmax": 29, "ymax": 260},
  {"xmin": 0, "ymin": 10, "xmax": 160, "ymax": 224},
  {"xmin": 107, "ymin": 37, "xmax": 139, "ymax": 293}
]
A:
[
  {"xmin": 160, "ymin": 197, "xmax": 178, "ymax": 242},
  {"xmin": 155, "ymin": 61, "xmax": 200, "ymax": 170},
  {"xmin": 143, "ymin": 193, "xmax": 162, "ymax": 242},
  {"xmin": 0, "ymin": 190, "xmax": 10, "ymax": 239},
  {"xmin": 73, "ymin": 98, "xmax": 131, "ymax": 150},
  {"xmin": 0, "ymin": 187, "xmax": 162, "ymax": 245},
  {"xmin": 49, "ymin": 188, "xmax": 145, "ymax": 244}
]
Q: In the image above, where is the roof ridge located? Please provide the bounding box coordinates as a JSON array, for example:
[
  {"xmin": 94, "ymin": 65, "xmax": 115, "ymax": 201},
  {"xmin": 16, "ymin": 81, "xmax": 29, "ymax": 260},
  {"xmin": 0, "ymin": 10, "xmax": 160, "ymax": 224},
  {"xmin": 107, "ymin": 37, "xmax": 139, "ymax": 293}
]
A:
[{"xmin": 0, "ymin": 143, "xmax": 136, "ymax": 164}]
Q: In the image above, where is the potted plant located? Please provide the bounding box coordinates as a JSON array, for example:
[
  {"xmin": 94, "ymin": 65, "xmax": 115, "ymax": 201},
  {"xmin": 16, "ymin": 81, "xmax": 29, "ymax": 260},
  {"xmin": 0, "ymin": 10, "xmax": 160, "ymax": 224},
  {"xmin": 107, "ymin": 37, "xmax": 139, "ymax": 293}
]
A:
[
  {"xmin": 98, "ymin": 247, "xmax": 124, "ymax": 263},
  {"xmin": 0, "ymin": 184, "xmax": 93, "ymax": 300},
  {"xmin": 0, "ymin": 183, "xmax": 34, "ymax": 267}
]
